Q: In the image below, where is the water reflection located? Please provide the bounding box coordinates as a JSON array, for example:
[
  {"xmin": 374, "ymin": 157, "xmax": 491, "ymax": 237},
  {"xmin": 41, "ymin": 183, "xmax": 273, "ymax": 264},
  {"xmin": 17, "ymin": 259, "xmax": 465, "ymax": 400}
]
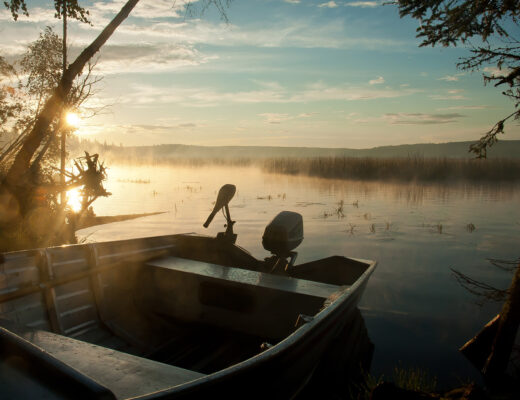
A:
[{"xmin": 77, "ymin": 164, "xmax": 520, "ymax": 386}]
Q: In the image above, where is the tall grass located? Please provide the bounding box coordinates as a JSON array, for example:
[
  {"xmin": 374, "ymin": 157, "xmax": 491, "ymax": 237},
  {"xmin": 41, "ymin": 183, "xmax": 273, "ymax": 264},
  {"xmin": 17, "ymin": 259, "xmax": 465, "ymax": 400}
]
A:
[{"xmin": 262, "ymin": 156, "xmax": 520, "ymax": 182}]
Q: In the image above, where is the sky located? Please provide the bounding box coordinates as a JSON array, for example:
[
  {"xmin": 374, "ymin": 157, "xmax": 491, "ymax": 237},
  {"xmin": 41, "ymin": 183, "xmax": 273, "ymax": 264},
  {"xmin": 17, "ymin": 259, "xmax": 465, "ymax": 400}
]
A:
[{"xmin": 2, "ymin": 0, "xmax": 520, "ymax": 148}]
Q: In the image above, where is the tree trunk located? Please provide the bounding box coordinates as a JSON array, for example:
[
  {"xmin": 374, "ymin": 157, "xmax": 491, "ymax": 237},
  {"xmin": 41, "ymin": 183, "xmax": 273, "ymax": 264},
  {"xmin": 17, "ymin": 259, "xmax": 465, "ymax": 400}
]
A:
[
  {"xmin": 2, "ymin": 0, "xmax": 140, "ymax": 199},
  {"xmin": 483, "ymin": 263, "xmax": 520, "ymax": 381}
]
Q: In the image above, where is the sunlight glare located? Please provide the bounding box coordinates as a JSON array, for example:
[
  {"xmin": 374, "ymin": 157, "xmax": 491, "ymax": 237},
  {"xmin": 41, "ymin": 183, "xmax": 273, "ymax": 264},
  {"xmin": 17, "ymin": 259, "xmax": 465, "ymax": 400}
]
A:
[
  {"xmin": 66, "ymin": 188, "xmax": 82, "ymax": 213},
  {"xmin": 66, "ymin": 112, "xmax": 81, "ymax": 128}
]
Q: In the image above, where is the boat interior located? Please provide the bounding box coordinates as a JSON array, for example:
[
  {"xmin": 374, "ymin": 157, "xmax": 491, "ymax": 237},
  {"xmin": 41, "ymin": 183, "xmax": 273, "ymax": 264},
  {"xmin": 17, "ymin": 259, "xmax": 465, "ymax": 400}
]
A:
[
  {"xmin": 0, "ymin": 233, "xmax": 371, "ymax": 398},
  {"xmin": 0, "ymin": 186, "xmax": 373, "ymax": 398}
]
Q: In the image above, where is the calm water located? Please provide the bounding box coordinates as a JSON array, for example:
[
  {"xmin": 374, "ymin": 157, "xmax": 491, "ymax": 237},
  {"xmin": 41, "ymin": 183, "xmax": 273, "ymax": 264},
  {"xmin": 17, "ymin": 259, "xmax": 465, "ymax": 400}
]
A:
[{"xmin": 78, "ymin": 164, "xmax": 520, "ymax": 387}]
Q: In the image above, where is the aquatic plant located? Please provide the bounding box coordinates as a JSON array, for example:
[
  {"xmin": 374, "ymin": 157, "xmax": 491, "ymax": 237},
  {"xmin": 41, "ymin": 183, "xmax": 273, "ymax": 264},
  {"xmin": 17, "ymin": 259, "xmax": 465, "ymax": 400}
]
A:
[
  {"xmin": 392, "ymin": 364, "xmax": 438, "ymax": 393},
  {"xmin": 262, "ymin": 156, "xmax": 520, "ymax": 182},
  {"xmin": 117, "ymin": 178, "xmax": 150, "ymax": 184},
  {"xmin": 336, "ymin": 200, "xmax": 345, "ymax": 218},
  {"xmin": 466, "ymin": 223, "xmax": 476, "ymax": 232}
]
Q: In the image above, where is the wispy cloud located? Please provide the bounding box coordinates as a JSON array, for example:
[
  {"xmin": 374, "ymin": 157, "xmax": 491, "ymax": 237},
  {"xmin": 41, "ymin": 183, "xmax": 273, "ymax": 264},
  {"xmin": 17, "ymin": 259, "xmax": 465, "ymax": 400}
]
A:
[
  {"xmin": 437, "ymin": 105, "xmax": 491, "ymax": 111},
  {"xmin": 258, "ymin": 111, "xmax": 318, "ymax": 124},
  {"xmin": 259, "ymin": 113, "xmax": 292, "ymax": 124},
  {"xmin": 345, "ymin": 1, "xmax": 380, "ymax": 7},
  {"xmin": 93, "ymin": 43, "xmax": 215, "ymax": 74},
  {"xmin": 369, "ymin": 76, "xmax": 385, "ymax": 85},
  {"xmin": 438, "ymin": 75, "xmax": 459, "ymax": 82},
  {"xmin": 438, "ymin": 73, "xmax": 464, "ymax": 82},
  {"xmin": 114, "ymin": 81, "xmax": 418, "ymax": 108},
  {"xmin": 483, "ymin": 66, "xmax": 512, "ymax": 77},
  {"xmin": 284, "ymin": 0, "xmax": 301, "ymax": 3},
  {"xmin": 383, "ymin": 112, "xmax": 464, "ymax": 125},
  {"xmin": 429, "ymin": 94, "xmax": 467, "ymax": 100},
  {"xmin": 318, "ymin": 1, "xmax": 339, "ymax": 8}
]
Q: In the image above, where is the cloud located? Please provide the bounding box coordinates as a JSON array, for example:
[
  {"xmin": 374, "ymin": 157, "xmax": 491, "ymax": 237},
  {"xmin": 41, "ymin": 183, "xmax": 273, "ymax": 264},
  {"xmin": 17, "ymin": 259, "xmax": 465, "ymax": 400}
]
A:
[
  {"xmin": 93, "ymin": 43, "xmax": 215, "ymax": 74},
  {"xmin": 438, "ymin": 73, "xmax": 464, "ymax": 82},
  {"xmin": 383, "ymin": 112, "xmax": 464, "ymax": 125},
  {"xmin": 113, "ymin": 81, "xmax": 418, "ymax": 108},
  {"xmin": 259, "ymin": 113, "xmax": 292, "ymax": 124},
  {"xmin": 318, "ymin": 1, "xmax": 339, "ymax": 8},
  {"xmin": 369, "ymin": 76, "xmax": 384, "ymax": 85},
  {"xmin": 298, "ymin": 112, "xmax": 318, "ymax": 118},
  {"xmin": 258, "ymin": 111, "xmax": 318, "ymax": 124},
  {"xmin": 483, "ymin": 66, "xmax": 512, "ymax": 77},
  {"xmin": 345, "ymin": 1, "xmax": 380, "ymax": 7},
  {"xmin": 437, "ymin": 105, "xmax": 491, "ymax": 111},
  {"xmin": 0, "ymin": 6, "xmax": 410, "ymax": 57},
  {"xmin": 429, "ymin": 94, "xmax": 466, "ymax": 100},
  {"xmin": 284, "ymin": 0, "xmax": 301, "ymax": 3}
]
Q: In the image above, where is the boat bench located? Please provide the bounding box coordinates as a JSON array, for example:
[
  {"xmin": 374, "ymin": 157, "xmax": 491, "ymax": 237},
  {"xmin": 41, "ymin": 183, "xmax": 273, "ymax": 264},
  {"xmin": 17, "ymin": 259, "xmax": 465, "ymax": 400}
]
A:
[
  {"xmin": 0, "ymin": 319, "xmax": 204, "ymax": 400},
  {"xmin": 143, "ymin": 256, "xmax": 343, "ymax": 339}
]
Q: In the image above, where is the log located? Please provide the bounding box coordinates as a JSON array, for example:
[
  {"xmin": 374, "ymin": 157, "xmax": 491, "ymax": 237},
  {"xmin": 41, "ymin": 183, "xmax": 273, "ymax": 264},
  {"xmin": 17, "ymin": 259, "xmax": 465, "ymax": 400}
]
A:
[
  {"xmin": 459, "ymin": 314, "xmax": 500, "ymax": 370},
  {"xmin": 483, "ymin": 263, "xmax": 520, "ymax": 380}
]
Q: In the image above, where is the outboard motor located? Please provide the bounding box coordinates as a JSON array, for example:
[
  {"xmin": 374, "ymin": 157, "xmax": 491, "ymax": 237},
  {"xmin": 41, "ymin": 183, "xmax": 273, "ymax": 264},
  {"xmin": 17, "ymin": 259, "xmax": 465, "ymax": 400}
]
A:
[
  {"xmin": 203, "ymin": 184, "xmax": 237, "ymax": 244},
  {"xmin": 262, "ymin": 211, "xmax": 303, "ymax": 273}
]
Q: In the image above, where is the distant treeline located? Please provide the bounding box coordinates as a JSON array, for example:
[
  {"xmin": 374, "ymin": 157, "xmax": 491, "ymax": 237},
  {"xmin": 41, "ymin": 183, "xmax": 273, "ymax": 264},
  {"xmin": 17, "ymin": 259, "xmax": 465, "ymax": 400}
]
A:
[
  {"xmin": 72, "ymin": 139, "xmax": 520, "ymax": 182},
  {"xmin": 262, "ymin": 156, "xmax": 520, "ymax": 182},
  {"xmin": 72, "ymin": 139, "xmax": 520, "ymax": 160}
]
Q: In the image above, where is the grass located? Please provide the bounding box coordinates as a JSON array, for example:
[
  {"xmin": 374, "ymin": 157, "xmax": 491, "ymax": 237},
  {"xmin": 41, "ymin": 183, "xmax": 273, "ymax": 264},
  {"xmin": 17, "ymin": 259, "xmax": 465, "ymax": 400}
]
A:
[
  {"xmin": 391, "ymin": 364, "xmax": 438, "ymax": 393},
  {"xmin": 102, "ymin": 152, "xmax": 520, "ymax": 182},
  {"xmin": 262, "ymin": 156, "xmax": 520, "ymax": 182},
  {"xmin": 350, "ymin": 364, "xmax": 438, "ymax": 400},
  {"xmin": 116, "ymin": 178, "xmax": 150, "ymax": 184}
]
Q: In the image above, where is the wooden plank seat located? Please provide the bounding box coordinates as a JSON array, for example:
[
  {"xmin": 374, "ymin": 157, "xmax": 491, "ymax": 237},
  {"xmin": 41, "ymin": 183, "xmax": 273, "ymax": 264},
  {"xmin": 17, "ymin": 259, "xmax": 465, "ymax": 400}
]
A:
[
  {"xmin": 0, "ymin": 319, "xmax": 204, "ymax": 400},
  {"xmin": 143, "ymin": 257, "xmax": 344, "ymax": 340}
]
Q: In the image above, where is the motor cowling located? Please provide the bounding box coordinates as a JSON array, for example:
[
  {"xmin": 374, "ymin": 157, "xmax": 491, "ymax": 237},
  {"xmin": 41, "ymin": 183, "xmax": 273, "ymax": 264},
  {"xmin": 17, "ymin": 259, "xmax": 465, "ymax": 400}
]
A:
[{"xmin": 262, "ymin": 211, "xmax": 303, "ymax": 257}]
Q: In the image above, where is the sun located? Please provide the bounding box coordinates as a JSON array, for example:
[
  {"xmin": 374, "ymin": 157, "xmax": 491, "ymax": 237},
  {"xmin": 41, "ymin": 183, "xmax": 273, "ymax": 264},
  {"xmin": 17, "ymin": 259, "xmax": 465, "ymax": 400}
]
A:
[
  {"xmin": 65, "ymin": 112, "xmax": 81, "ymax": 128},
  {"xmin": 66, "ymin": 188, "xmax": 83, "ymax": 213}
]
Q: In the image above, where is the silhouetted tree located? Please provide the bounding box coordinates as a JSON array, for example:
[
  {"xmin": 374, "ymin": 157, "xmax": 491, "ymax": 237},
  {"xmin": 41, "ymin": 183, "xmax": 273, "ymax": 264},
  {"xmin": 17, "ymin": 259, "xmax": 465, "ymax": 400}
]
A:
[
  {"xmin": 397, "ymin": 0, "xmax": 520, "ymax": 158},
  {"xmin": 1, "ymin": 1, "xmax": 231, "ymax": 216},
  {"xmin": 0, "ymin": 1, "xmax": 231, "ymax": 250}
]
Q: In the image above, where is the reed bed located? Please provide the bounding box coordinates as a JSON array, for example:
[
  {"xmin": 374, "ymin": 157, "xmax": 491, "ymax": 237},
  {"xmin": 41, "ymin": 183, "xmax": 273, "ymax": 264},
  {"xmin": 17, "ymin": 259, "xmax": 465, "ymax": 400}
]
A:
[{"xmin": 262, "ymin": 156, "xmax": 520, "ymax": 182}]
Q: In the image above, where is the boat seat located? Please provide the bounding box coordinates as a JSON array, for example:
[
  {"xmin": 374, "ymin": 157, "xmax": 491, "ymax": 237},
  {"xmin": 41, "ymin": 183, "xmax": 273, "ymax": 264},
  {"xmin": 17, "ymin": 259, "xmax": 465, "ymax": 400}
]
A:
[
  {"xmin": 0, "ymin": 319, "xmax": 204, "ymax": 400},
  {"xmin": 147, "ymin": 256, "xmax": 342, "ymax": 299},
  {"xmin": 143, "ymin": 256, "xmax": 344, "ymax": 339}
]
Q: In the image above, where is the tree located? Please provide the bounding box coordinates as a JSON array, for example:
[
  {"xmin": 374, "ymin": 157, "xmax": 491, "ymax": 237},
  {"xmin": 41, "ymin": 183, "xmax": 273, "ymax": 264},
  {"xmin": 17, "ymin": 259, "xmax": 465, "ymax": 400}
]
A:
[
  {"xmin": 396, "ymin": 0, "xmax": 520, "ymax": 158},
  {"xmin": 1, "ymin": 1, "xmax": 231, "ymax": 212},
  {"xmin": 0, "ymin": 27, "xmax": 102, "ymax": 179},
  {"xmin": 1, "ymin": 0, "xmax": 141, "ymax": 221},
  {"xmin": 0, "ymin": 1, "xmax": 231, "ymax": 250}
]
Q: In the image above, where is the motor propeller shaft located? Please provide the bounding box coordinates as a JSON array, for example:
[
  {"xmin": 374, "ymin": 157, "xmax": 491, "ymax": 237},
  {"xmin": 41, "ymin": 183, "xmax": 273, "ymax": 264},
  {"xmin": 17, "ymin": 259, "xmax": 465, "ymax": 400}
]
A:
[{"xmin": 203, "ymin": 184, "xmax": 236, "ymax": 228}]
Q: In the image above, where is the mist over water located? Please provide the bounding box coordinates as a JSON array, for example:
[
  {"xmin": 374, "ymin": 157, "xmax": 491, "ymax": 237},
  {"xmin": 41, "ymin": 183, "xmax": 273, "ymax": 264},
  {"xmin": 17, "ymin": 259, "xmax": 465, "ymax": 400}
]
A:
[{"xmin": 78, "ymin": 164, "xmax": 520, "ymax": 387}]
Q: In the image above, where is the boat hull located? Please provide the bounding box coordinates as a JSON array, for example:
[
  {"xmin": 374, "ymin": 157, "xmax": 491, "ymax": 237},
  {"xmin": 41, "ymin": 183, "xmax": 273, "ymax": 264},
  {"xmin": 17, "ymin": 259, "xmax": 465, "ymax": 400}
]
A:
[{"xmin": 0, "ymin": 234, "xmax": 376, "ymax": 399}]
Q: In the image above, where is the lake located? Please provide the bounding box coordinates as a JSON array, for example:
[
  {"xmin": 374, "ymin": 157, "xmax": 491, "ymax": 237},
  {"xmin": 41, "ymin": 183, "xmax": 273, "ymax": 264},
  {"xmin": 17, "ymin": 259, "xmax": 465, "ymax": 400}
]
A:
[{"xmin": 77, "ymin": 164, "xmax": 520, "ymax": 387}]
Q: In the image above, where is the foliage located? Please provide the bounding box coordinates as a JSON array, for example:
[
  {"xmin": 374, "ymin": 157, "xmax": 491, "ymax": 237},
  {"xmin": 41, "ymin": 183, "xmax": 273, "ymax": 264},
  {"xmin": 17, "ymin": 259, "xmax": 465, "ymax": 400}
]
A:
[
  {"xmin": 4, "ymin": 0, "xmax": 90, "ymax": 23},
  {"xmin": 0, "ymin": 27, "xmax": 101, "ymax": 173},
  {"xmin": 452, "ymin": 258, "xmax": 519, "ymax": 306},
  {"xmin": 0, "ymin": 26, "xmax": 107, "ymax": 251},
  {"xmin": 20, "ymin": 26, "xmax": 63, "ymax": 111},
  {"xmin": 396, "ymin": 0, "xmax": 520, "ymax": 158}
]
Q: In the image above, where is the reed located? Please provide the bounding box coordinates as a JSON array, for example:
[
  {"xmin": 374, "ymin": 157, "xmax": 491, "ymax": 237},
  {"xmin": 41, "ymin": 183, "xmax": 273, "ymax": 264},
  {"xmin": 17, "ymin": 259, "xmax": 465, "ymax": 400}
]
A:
[{"xmin": 262, "ymin": 156, "xmax": 520, "ymax": 182}]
